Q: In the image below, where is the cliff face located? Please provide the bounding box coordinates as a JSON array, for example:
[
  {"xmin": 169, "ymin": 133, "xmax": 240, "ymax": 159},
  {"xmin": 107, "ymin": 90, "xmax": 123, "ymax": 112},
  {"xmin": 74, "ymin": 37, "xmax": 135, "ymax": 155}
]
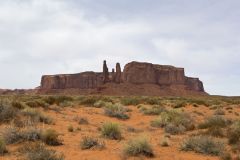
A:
[
  {"xmin": 41, "ymin": 72, "xmax": 104, "ymax": 89},
  {"xmin": 40, "ymin": 61, "xmax": 205, "ymax": 95},
  {"xmin": 123, "ymin": 61, "xmax": 204, "ymax": 92}
]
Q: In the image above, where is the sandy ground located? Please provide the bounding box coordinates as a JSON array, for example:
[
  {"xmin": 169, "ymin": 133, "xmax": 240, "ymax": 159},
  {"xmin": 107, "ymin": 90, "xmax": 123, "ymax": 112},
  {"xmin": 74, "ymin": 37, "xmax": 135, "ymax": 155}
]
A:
[{"xmin": 1, "ymin": 103, "xmax": 239, "ymax": 160}]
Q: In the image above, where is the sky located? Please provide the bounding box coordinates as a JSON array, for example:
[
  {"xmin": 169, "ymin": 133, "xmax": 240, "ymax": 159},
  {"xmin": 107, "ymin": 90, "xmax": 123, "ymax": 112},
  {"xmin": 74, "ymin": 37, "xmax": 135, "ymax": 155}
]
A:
[{"xmin": 0, "ymin": 0, "xmax": 239, "ymax": 96}]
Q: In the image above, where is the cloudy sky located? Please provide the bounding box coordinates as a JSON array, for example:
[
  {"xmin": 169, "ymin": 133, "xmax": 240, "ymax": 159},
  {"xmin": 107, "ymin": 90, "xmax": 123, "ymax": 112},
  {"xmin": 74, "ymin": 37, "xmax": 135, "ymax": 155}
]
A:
[{"xmin": 0, "ymin": 0, "xmax": 239, "ymax": 96}]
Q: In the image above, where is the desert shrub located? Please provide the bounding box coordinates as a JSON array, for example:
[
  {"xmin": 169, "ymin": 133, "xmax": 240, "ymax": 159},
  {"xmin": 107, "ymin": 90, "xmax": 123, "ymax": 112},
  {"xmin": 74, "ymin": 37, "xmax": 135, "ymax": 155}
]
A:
[
  {"xmin": 205, "ymin": 126, "xmax": 225, "ymax": 137},
  {"xmin": 160, "ymin": 137, "xmax": 169, "ymax": 147},
  {"xmin": 11, "ymin": 100, "xmax": 26, "ymax": 109},
  {"xmin": 101, "ymin": 122, "xmax": 121, "ymax": 140},
  {"xmin": 40, "ymin": 129, "xmax": 62, "ymax": 146},
  {"xmin": 99, "ymin": 96, "xmax": 115, "ymax": 103},
  {"xmin": 0, "ymin": 100, "xmax": 18, "ymax": 123},
  {"xmin": 78, "ymin": 118, "xmax": 89, "ymax": 125},
  {"xmin": 22, "ymin": 107, "xmax": 53, "ymax": 124},
  {"xmin": 144, "ymin": 97, "xmax": 162, "ymax": 105},
  {"xmin": 2, "ymin": 126, "xmax": 41, "ymax": 144},
  {"xmin": 123, "ymin": 136, "xmax": 154, "ymax": 157},
  {"xmin": 150, "ymin": 117, "xmax": 163, "ymax": 128},
  {"xmin": 68, "ymin": 125, "xmax": 74, "ymax": 132},
  {"xmin": 73, "ymin": 116, "xmax": 89, "ymax": 125},
  {"xmin": 26, "ymin": 100, "xmax": 49, "ymax": 108},
  {"xmin": 21, "ymin": 128, "xmax": 41, "ymax": 141},
  {"xmin": 2, "ymin": 126, "xmax": 22, "ymax": 144},
  {"xmin": 164, "ymin": 123, "xmax": 186, "ymax": 135},
  {"xmin": 228, "ymin": 121, "xmax": 240, "ymax": 145},
  {"xmin": 38, "ymin": 114, "xmax": 53, "ymax": 124},
  {"xmin": 26, "ymin": 101, "xmax": 40, "ymax": 108},
  {"xmin": 214, "ymin": 108, "xmax": 225, "ymax": 115},
  {"xmin": 21, "ymin": 143, "xmax": 64, "ymax": 160},
  {"xmin": 59, "ymin": 101, "xmax": 74, "ymax": 107},
  {"xmin": 80, "ymin": 136, "xmax": 105, "ymax": 150},
  {"xmin": 141, "ymin": 105, "xmax": 165, "ymax": 115},
  {"xmin": 43, "ymin": 96, "xmax": 56, "ymax": 105},
  {"xmin": 121, "ymin": 97, "xmax": 141, "ymax": 106},
  {"xmin": 79, "ymin": 96, "xmax": 100, "ymax": 106},
  {"xmin": 93, "ymin": 100, "xmax": 112, "ymax": 108},
  {"xmin": 104, "ymin": 103, "xmax": 129, "ymax": 120},
  {"xmin": 173, "ymin": 101, "xmax": 187, "ymax": 108},
  {"xmin": 180, "ymin": 135, "xmax": 224, "ymax": 156},
  {"xmin": 151, "ymin": 110, "xmax": 194, "ymax": 134},
  {"xmin": 187, "ymin": 98, "xmax": 211, "ymax": 106},
  {"xmin": 0, "ymin": 137, "xmax": 7, "ymax": 155},
  {"xmin": 44, "ymin": 96, "xmax": 73, "ymax": 105},
  {"xmin": 198, "ymin": 116, "xmax": 228, "ymax": 129}
]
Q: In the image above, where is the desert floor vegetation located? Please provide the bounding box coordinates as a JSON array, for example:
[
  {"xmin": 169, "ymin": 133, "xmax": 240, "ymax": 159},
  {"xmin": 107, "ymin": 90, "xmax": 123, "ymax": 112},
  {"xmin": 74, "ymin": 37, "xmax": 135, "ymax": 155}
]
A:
[{"xmin": 0, "ymin": 95, "xmax": 240, "ymax": 159}]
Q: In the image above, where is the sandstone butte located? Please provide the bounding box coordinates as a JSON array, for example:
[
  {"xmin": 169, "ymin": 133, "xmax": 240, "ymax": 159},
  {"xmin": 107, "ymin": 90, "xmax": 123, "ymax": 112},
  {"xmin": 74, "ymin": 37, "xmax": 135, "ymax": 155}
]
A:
[{"xmin": 39, "ymin": 61, "xmax": 207, "ymax": 96}]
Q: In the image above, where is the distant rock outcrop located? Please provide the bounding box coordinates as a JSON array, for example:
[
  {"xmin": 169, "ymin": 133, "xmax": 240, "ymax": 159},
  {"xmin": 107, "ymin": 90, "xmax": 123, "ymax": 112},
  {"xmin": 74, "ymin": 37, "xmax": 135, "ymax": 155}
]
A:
[
  {"xmin": 40, "ymin": 61, "xmax": 206, "ymax": 95},
  {"xmin": 115, "ymin": 63, "xmax": 122, "ymax": 84},
  {"xmin": 123, "ymin": 62, "xmax": 204, "ymax": 92}
]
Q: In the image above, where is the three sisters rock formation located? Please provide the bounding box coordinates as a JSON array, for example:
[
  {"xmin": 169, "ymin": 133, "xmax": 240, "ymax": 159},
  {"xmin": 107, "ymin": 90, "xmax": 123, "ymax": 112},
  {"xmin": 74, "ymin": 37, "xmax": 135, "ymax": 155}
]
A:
[{"xmin": 40, "ymin": 61, "xmax": 206, "ymax": 96}]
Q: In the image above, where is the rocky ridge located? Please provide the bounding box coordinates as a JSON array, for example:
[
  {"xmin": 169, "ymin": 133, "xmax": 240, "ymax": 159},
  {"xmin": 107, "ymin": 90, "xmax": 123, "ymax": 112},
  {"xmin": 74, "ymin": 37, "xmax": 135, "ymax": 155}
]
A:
[{"xmin": 40, "ymin": 61, "xmax": 206, "ymax": 96}]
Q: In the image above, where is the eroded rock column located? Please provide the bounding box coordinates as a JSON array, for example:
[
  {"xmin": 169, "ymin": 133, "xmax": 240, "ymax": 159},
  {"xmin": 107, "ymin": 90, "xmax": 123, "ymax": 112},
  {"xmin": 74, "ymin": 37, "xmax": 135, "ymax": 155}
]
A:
[
  {"xmin": 115, "ymin": 63, "xmax": 122, "ymax": 83},
  {"xmin": 103, "ymin": 60, "xmax": 109, "ymax": 83}
]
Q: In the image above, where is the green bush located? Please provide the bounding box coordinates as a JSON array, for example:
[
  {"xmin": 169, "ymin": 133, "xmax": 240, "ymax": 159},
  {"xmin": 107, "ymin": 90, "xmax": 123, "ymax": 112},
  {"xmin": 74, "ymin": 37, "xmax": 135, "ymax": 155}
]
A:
[
  {"xmin": 40, "ymin": 129, "xmax": 62, "ymax": 146},
  {"xmin": 198, "ymin": 116, "xmax": 228, "ymax": 129},
  {"xmin": 180, "ymin": 135, "xmax": 224, "ymax": 156},
  {"xmin": 0, "ymin": 100, "xmax": 18, "ymax": 123},
  {"xmin": 186, "ymin": 99, "xmax": 210, "ymax": 106},
  {"xmin": 121, "ymin": 97, "xmax": 141, "ymax": 106},
  {"xmin": 151, "ymin": 110, "xmax": 194, "ymax": 134},
  {"xmin": 11, "ymin": 100, "xmax": 26, "ymax": 109},
  {"xmin": 26, "ymin": 100, "xmax": 49, "ymax": 108},
  {"xmin": 21, "ymin": 128, "xmax": 41, "ymax": 142},
  {"xmin": 22, "ymin": 107, "xmax": 53, "ymax": 124},
  {"xmin": 101, "ymin": 122, "xmax": 121, "ymax": 140},
  {"xmin": 205, "ymin": 126, "xmax": 224, "ymax": 137},
  {"xmin": 44, "ymin": 96, "xmax": 73, "ymax": 105},
  {"xmin": 21, "ymin": 143, "xmax": 64, "ymax": 160},
  {"xmin": 173, "ymin": 101, "xmax": 187, "ymax": 108},
  {"xmin": 43, "ymin": 96, "xmax": 56, "ymax": 105},
  {"xmin": 2, "ymin": 126, "xmax": 41, "ymax": 144},
  {"xmin": 144, "ymin": 97, "xmax": 162, "ymax": 105},
  {"xmin": 0, "ymin": 137, "xmax": 7, "ymax": 155},
  {"xmin": 93, "ymin": 100, "xmax": 112, "ymax": 108},
  {"xmin": 141, "ymin": 105, "xmax": 165, "ymax": 115},
  {"xmin": 123, "ymin": 136, "xmax": 154, "ymax": 157},
  {"xmin": 228, "ymin": 121, "xmax": 240, "ymax": 144},
  {"xmin": 104, "ymin": 103, "xmax": 129, "ymax": 120},
  {"xmin": 160, "ymin": 137, "xmax": 169, "ymax": 147},
  {"xmin": 150, "ymin": 117, "xmax": 163, "ymax": 128},
  {"xmin": 80, "ymin": 136, "xmax": 105, "ymax": 150},
  {"xmin": 79, "ymin": 96, "xmax": 100, "ymax": 106},
  {"xmin": 2, "ymin": 126, "xmax": 22, "ymax": 144},
  {"xmin": 164, "ymin": 123, "xmax": 186, "ymax": 135},
  {"xmin": 59, "ymin": 101, "xmax": 74, "ymax": 107}
]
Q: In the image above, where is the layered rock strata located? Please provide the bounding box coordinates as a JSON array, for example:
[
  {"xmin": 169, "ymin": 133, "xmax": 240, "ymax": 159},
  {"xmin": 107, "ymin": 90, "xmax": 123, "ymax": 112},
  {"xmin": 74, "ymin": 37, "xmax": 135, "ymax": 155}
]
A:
[{"xmin": 40, "ymin": 61, "xmax": 205, "ymax": 94}]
